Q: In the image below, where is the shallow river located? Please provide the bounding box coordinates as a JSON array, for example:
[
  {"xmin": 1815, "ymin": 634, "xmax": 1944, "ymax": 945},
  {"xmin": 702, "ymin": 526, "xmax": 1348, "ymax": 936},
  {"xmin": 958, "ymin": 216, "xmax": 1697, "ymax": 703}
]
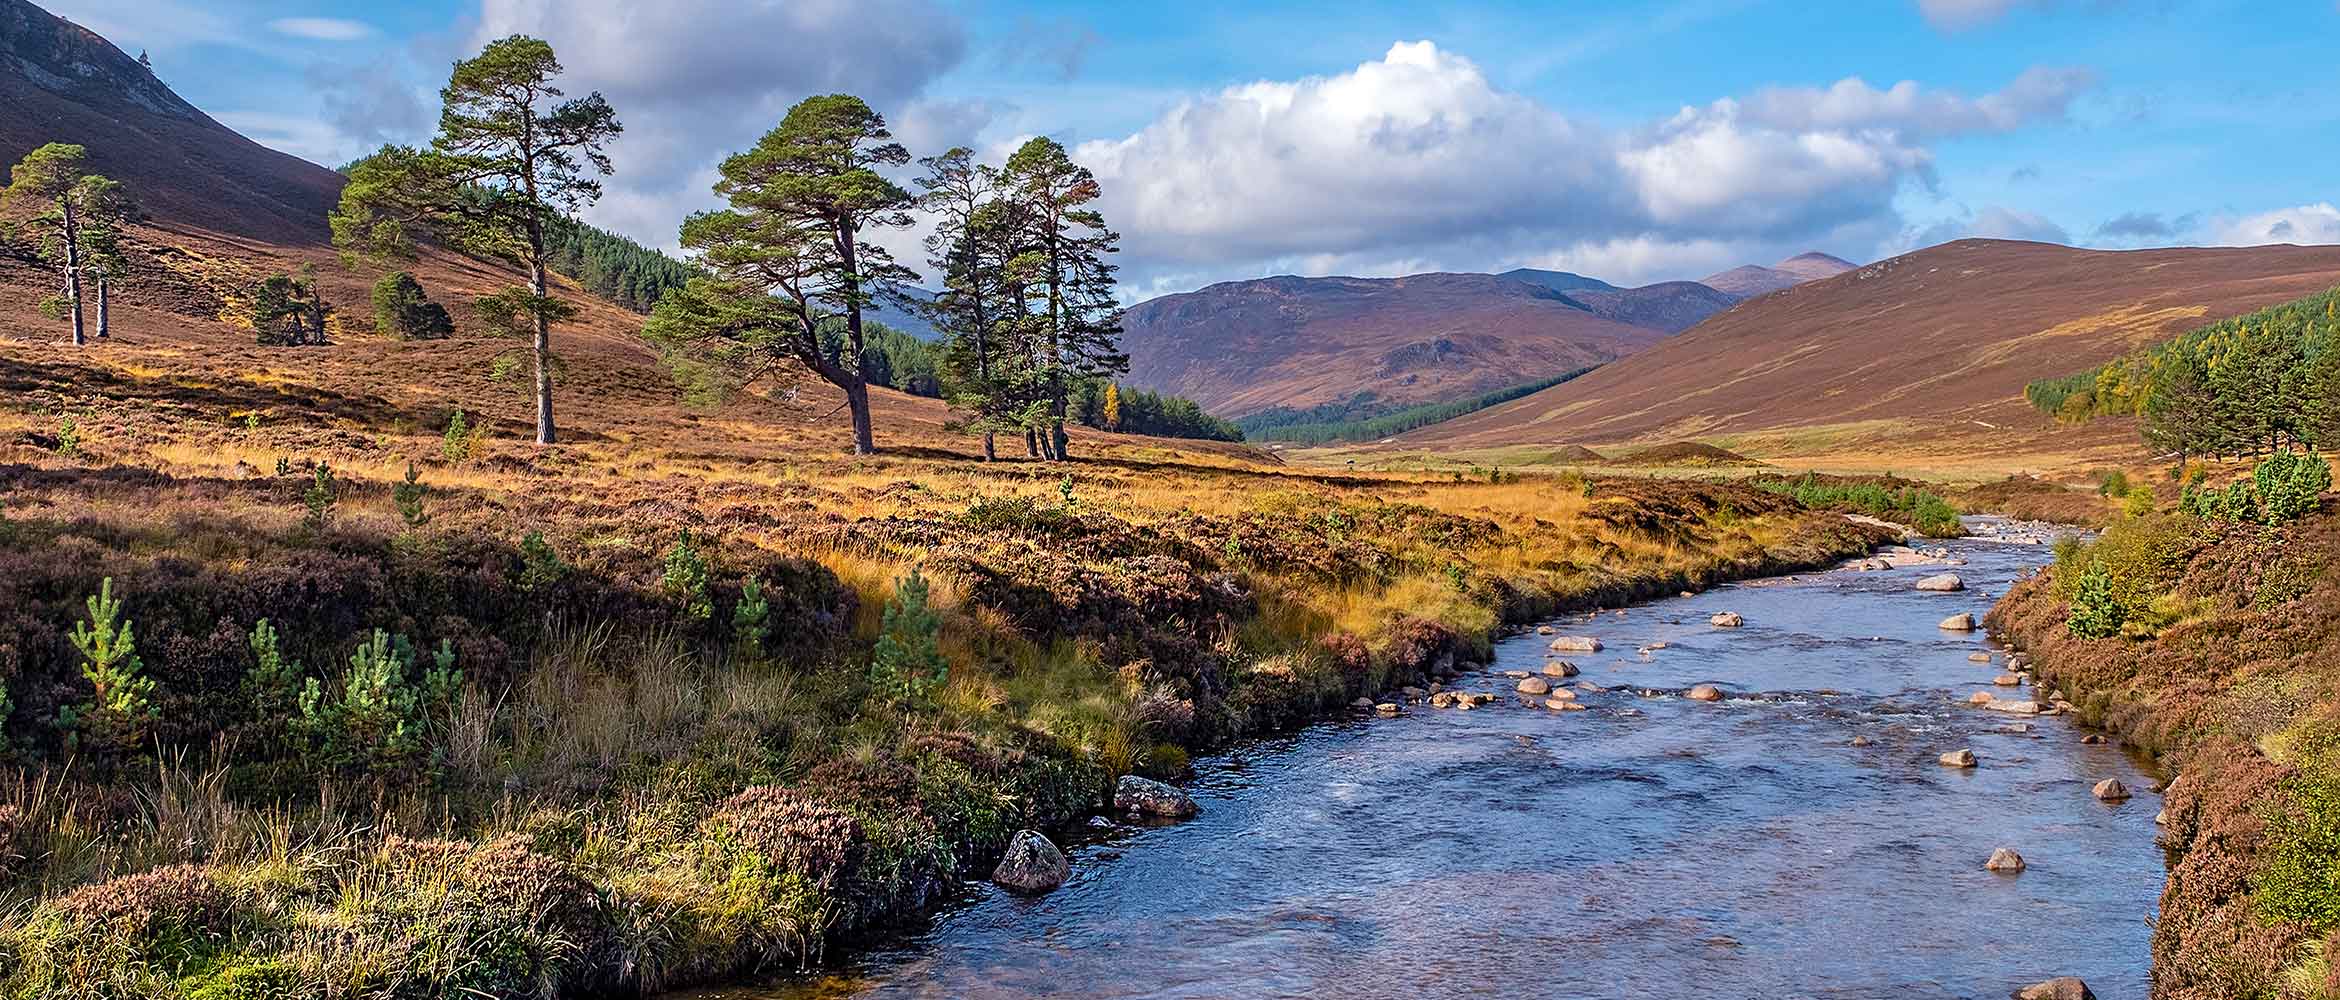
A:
[{"xmin": 691, "ymin": 520, "xmax": 2164, "ymax": 1000}]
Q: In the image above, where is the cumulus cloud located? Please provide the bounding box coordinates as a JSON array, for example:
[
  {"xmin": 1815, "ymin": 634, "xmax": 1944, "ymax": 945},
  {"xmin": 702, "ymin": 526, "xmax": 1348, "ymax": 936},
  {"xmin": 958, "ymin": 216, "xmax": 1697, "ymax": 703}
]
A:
[
  {"xmin": 2211, "ymin": 203, "xmax": 2340, "ymax": 246},
  {"xmin": 2095, "ymin": 210, "xmax": 2176, "ymax": 240},
  {"xmin": 473, "ymin": 0, "xmax": 967, "ymax": 247},
  {"xmin": 1072, "ymin": 41, "xmax": 2091, "ymax": 290},
  {"xmin": 1898, "ymin": 205, "xmax": 2072, "ymax": 251},
  {"xmin": 268, "ymin": 17, "xmax": 375, "ymax": 42}
]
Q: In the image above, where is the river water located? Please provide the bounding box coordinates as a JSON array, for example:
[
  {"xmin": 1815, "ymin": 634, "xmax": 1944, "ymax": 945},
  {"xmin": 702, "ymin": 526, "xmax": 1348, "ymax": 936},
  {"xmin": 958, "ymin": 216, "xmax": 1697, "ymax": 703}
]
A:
[{"xmin": 691, "ymin": 520, "xmax": 2163, "ymax": 1000}]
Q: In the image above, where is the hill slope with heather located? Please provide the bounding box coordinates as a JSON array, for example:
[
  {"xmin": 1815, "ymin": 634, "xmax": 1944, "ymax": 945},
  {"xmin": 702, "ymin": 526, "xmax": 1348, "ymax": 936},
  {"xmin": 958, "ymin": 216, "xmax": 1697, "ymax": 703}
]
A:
[{"xmin": 1387, "ymin": 240, "xmax": 2340, "ymax": 473}]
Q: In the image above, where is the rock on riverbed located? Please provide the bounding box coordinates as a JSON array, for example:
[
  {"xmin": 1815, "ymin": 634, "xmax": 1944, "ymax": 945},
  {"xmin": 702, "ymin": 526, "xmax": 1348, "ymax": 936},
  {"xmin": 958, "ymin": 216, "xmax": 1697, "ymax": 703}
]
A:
[
  {"xmin": 1710, "ymin": 611, "xmax": 1744, "ymax": 628},
  {"xmin": 1915, "ymin": 573, "xmax": 1965, "ymax": 592},
  {"xmin": 1687, "ymin": 684, "xmax": 1724, "ymax": 702},
  {"xmin": 1549, "ymin": 636, "xmax": 1602, "ymax": 652},
  {"xmin": 2014, "ymin": 977, "xmax": 2096, "ymax": 1000},
  {"xmin": 992, "ymin": 830, "xmax": 1070, "ymax": 894},
  {"xmin": 1985, "ymin": 847, "xmax": 2026, "ymax": 873},
  {"xmin": 1939, "ymin": 612, "xmax": 1977, "ymax": 631},
  {"xmin": 1940, "ymin": 749, "xmax": 1978, "ymax": 768},
  {"xmin": 1115, "ymin": 775, "xmax": 1199, "ymax": 818}
]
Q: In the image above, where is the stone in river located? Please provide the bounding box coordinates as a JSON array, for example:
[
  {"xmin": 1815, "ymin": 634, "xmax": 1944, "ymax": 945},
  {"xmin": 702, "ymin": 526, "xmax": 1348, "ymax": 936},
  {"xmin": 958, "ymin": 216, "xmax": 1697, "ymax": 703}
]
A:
[
  {"xmin": 1544, "ymin": 697, "xmax": 1585, "ymax": 711},
  {"xmin": 1542, "ymin": 661, "xmax": 1580, "ymax": 678},
  {"xmin": 1537, "ymin": 625, "xmax": 1556, "ymax": 635},
  {"xmin": 1939, "ymin": 748, "xmax": 1978, "ymax": 768},
  {"xmin": 1968, "ymin": 652, "xmax": 1993, "ymax": 663},
  {"xmin": 1994, "ymin": 674, "xmax": 2022, "ymax": 687},
  {"xmin": 2080, "ymin": 733, "xmax": 2105, "ymax": 745},
  {"xmin": 1984, "ymin": 699, "xmax": 2041, "ymax": 715},
  {"xmin": 1686, "ymin": 684, "xmax": 1724, "ymax": 702},
  {"xmin": 1544, "ymin": 687, "xmax": 1578, "ymax": 701},
  {"xmin": 1939, "ymin": 612, "xmax": 1977, "ymax": 631},
  {"xmin": 1985, "ymin": 847, "xmax": 2026, "ymax": 873},
  {"xmin": 1968, "ymin": 691, "xmax": 1997, "ymax": 705},
  {"xmin": 1375, "ymin": 702, "xmax": 1400, "ymax": 716},
  {"xmin": 1429, "ymin": 692, "xmax": 1455, "ymax": 708},
  {"xmin": 2093, "ymin": 778, "xmax": 2131, "ymax": 801},
  {"xmin": 1850, "ymin": 735, "xmax": 1874, "ymax": 747},
  {"xmin": 2014, "ymin": 977, "xmax": 2096, "ymax": 1000},
  {"xmin": 992, "ymin": 829, "xmax": 1070, "ymax": 894},
  {"xmin": 1503, "ymin": 669, "xmax": 1531, "ymax": 679},
  {"xmin": 1516, "ymin": 677, "xmax": 1552, "ymax": 696},
  {"xmin": 1915, "ymin": 573, "xmax": 1965, "ymax": 592},
  {"xmin": 1549, "ymin": 636, "xmax": 1603, "ymax": 652},
  {"xmin": 1710, "ymin": 611, "xmax": 1745, "ymax": 628},
  {"xmin": 1114, "ymin": 775, "xmax": 1199, "ymax": 818}
]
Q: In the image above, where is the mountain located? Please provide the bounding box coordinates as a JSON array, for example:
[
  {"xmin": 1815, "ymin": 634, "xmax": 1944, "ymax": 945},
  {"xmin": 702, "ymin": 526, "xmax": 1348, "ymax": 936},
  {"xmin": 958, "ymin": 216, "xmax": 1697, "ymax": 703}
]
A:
[
  {"xmin": 0, "ymin": 0, "xmax": 343, "ymax": 243},
  {"xmin": 1119, "ymin": 272, "xmax": 1665, "ymax": 418},
  {"xmin": 1393, "ymin": 240, "xmax": 2340, "ymax": 464},
  {"xmin": 1497, "ymin": 268, "xmax": 1620, "ymax": 294},
  {"xmin": 1565, "ymin": 281, "xmax": 1741, "ymax": 334},
  {"xmin": 1699, "ymin": 252, "xmax": 1857, "ymax": 298}
]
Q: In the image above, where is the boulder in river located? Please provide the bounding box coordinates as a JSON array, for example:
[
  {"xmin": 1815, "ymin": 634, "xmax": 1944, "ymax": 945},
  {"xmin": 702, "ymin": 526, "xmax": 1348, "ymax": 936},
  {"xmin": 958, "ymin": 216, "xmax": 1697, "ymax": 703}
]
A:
[
  {"xmin": 1968, "ymin": 691, "xmax": 1997, "ymax": 705},
  {"xmin": 1545, "ymin": 687, "xmax": 1578, "ymax": 702},
  {"xmin": 1968, "ymin": 651, "xmax": 1993, "ymax": 663},
  {"xmin": 992, "ymin": 829, "xmax": 1070, "ymax": 894},
  {"xmin": 1940, "ymin": 748, "xmax": 1978, "ymax": 768},
  {"xmin": 1850, "ymin": 735, "xmax": 1873, "ymax": 747},
  {"xmin": 1115, "ymin": 775, "xmax": 1199, "ymax": 819},
  {"xmin": 2013, "ymin": 977, "xmax": 2096, "ymax": 1000},
  {"xmin": 1549, "ymin": 636, "xmax": 1603, "ymax": 653},
  {"xmin": 1375, "ymin": 702, "xmax": 1401, "ymax": 717},
  {"xmin": 1994, "ymin": 674, "xmax": 2022, "ymax": 687},
  {"xmin": 1543, "ymin": 661, "xmax": 1580, "ymax": 678},
  {"xmin": 1939, "ymin": 612, "xmax": 1977, "ymax": 631},
  {"xmin": 1517, "ymin": 677, "xmax": 1552, "ymax": 696},
  {"xmin": 1687, "ymin": 684, "xmax": 1724, "ymax": 702},
  {"xmin": 1983, "ymin": 699, "xmax": 2041, "ymax": 715},
  {"xmin": 2092, "ymin": 778, "xmax": 2131, "ymax": 801},
  {"xmin": 1544, "ymin": 697, "xmax": 1585, "ymax": 711},
  {"xmin": 1537, "ymin": 624, "xmax": 1556, "ymax": 635},
  {"xmin": 1430, "ymin": 692, "xmax": 1456, "ymax": 708},
  {"xmin": 1985, "ymin": 847, "xmax": 2026, "ymax": 873},
  {"xmin": 1915, "ymin": 573, "xmax": 1965, "ymax": 592},
  {"xmin": 1710, "ymin": 611, "xmax": 1745, "ymax": 628}
]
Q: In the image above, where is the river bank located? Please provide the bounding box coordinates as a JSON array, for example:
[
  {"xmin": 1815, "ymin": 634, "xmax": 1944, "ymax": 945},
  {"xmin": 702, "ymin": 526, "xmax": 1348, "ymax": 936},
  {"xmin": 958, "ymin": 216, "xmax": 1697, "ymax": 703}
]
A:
[
  {"xmin": 677, "ymin": 518, "xmax": 2162, "ymax": 1000},
  {"xmin": 1987, "ymin": 503, "xmax": 2340, "ymax": 1000},
  {"xmin": 0, "ymin": 443, "xmax": 1889, "ymax": 998}
]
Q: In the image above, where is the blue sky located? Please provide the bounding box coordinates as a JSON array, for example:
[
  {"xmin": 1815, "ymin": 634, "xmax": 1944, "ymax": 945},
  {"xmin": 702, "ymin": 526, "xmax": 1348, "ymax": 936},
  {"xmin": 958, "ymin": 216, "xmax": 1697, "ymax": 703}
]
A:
[{"xmin": 45, "ymin": 0, "xmax": 2340, "ymax": 296}]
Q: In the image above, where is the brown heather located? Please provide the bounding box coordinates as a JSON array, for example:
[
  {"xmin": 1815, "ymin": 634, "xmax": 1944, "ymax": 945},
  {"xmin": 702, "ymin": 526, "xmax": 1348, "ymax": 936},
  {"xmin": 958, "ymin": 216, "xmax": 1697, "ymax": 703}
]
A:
[{"xmin": 1989, "ymin": 504, "xmax": 2340, "ymax": 999}]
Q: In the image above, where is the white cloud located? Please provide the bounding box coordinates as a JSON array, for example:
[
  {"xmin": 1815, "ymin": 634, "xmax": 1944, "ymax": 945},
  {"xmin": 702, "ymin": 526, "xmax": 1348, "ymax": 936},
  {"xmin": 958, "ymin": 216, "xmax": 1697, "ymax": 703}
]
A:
[
  {"xmin": 1892, "ymin": 204, "xmax": 2073, "ymax": 253},
  {"xmin": 2211, "ymin": 203, "xmax": 2340, "ymax": 246},
  {"xmin": 1072, "ymin": 41, "xmax": 2091, "ymax": 291},
  {"xmin": 268, "ymin": 17, "xmax": 375, "ymax": 42},
  {"xmin": 212, "ymin": 110, "xmax": 349, "ymax": 165},
  {"xmin": 473, "ymin": 0, "xmax": 968, "ymax": 251}
]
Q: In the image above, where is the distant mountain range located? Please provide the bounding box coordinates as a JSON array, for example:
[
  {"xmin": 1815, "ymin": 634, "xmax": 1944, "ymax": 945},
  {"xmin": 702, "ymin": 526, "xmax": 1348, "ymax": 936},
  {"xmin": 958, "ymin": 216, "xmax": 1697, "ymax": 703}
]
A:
[
  {"xmin": 1120, "ymin": 252, "xmax": 1855, "ymax": 418},
  {"xmin": 1393, "ymin": 239, "xmax": 2340, "ymax": 457}
]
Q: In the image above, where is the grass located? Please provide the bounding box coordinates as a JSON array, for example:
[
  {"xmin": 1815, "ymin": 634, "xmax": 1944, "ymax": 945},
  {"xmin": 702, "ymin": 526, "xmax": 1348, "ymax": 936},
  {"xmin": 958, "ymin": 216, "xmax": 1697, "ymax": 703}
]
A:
[{"xmin": 0, "ymin": 304, "xmax": 1895, "ymax": 997}]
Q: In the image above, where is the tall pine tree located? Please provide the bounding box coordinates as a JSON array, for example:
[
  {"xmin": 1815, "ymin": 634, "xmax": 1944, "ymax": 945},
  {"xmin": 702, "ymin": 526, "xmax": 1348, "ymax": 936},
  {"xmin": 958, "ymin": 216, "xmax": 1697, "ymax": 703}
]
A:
[
  {"xmin": 998, "ymin": 137, "xmax": 1127, "ymax": 461},
  {"xmin": 330, "ymin": 36, "xmax": 620, "ymax": 445},
  {"xmin": 2, "ymin": 143, "xmax": 133, "ymax": 346}
]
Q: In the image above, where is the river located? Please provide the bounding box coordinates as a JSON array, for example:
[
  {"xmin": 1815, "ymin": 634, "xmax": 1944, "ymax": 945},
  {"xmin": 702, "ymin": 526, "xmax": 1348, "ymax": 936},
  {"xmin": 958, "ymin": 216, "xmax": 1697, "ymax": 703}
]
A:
[{"xmin": 686, "ymin": 518, "xmax": 2164, "ymax": 1000}]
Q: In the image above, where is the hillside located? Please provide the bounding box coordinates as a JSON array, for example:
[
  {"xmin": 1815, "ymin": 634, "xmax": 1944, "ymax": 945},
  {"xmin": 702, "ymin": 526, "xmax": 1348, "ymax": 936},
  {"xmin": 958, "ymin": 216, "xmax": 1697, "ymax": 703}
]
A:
[
  {"xmin": 1122, "ymin": 252, "xmax": 1851, "ymax": 419},
  {"xmin": 1391, "ymin": 240, "xmax": 2340, "ymax": 473},
  {"xmin": 1118, "ymin": 271, "xmax": 1665, "ymax": 418},
  {"xmin": 1700, "ymin": 251, "xmax": 1857, "ymax": 298},
  {"xmin": 0, "ymin": 0, "xmax": 343, "ymax": 244}
]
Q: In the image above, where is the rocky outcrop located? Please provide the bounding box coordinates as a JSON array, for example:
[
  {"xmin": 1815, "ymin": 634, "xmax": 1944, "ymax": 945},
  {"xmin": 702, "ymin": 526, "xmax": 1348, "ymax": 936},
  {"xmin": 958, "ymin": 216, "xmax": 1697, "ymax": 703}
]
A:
[
  {"xmin": 992, "ymin": 830, "xmax": 1070, "ymax": 894},
  {"xmin": 1114, "ymin": 775, "xmax": 1199, "ymax": 819}
]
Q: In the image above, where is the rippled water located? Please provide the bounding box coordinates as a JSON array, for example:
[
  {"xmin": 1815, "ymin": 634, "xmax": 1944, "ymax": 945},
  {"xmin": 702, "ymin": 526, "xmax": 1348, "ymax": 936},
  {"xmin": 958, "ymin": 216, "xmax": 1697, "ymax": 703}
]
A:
[{"xmin": 685, "ymin": 521, "xmax": 2163, "ymax": 1000}]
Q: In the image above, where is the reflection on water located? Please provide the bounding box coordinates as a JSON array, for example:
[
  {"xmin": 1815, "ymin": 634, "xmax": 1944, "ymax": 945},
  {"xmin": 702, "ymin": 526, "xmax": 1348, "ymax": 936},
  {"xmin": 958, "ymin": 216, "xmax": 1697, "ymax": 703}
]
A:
[{"xmin": 681, "ymin": 521, "xmax": 2161, "ymax": 1000}]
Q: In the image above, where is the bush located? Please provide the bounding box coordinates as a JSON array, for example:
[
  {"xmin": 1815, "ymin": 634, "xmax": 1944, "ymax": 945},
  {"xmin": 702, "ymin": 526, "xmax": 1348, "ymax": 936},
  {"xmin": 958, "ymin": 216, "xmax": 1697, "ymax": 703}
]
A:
[
  {"xmin": 2255, "ymin": 451, "xmax": 2332, "ymax": 525},
  {"xmin": 517, "ymin": 530, "xmax": 567, "ymax": 592},
  {"xmin": 301, "ymin": 463, "xmax": 337, "ymax": 531},
  {"xmin": 871, "ymin": 568, "xmax": 947, "ymax": 711},
  {"xmin": 61, "ymin": 577, "xmax": 157, "ymax": 751},
  {"xmin": 393, "ymin": 462, "xmax": 428, "ymax": 526},
  {"xmin": 733, "ymin": 576, "xmax": 771, "ymax": 656},
  {"xmin": 297, "ymin": 629, "xmax": 460, "ymax": 780},
  {"xmin": 371, "ymin": 270, "xmax": 455, "ymax": 340},
  {"xmin": 2066, "ymin": 560, "xmax": 2124, "ymax": 638},
  {"xmin": 662, "ymin": 530, "xmax": 713, "ymax": 623},
  {"xmin": 442, "ymin": 408, "xmax": 479, "ymax": 464}
]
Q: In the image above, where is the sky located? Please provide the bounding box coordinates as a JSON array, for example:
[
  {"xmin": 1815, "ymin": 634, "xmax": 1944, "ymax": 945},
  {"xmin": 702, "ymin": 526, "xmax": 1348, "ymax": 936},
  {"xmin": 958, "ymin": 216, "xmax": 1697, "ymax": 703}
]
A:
[{"xmin": 45, "ymin": 0, "xmax": 2340, "ymax": 299}]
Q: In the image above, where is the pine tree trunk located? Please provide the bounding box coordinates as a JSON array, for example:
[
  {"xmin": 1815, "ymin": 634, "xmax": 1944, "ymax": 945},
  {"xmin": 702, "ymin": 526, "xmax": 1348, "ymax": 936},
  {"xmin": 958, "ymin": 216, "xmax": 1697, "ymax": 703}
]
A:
[
  {"xmin": 847, "ymin": 380, "xmax": 875, "ymax": 455},
  {"xmin": 1026, "ymin": 428, "xmax": 1040, "ymax": 457},
  {"xmin": 63, "ymin": 202, "xmax": 84, "ymax": 347},
  {"xmin": 982, "ymin": 431, "xmax": 996, "ymax": 461},
  {"xmin": 531, "ymin": 260, "xmax": 556, "ymax": 445},
  {"xmin": 96, "ymin": 275, "xmax": 108, "ymax": 339}
]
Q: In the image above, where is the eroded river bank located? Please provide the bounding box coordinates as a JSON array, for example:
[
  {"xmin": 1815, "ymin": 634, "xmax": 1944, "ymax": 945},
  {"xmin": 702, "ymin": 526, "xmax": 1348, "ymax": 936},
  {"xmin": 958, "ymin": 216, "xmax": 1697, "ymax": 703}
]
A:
[{"xmin": 689, "ymin": 519, "xmax": 2165, "ymax": 1000}]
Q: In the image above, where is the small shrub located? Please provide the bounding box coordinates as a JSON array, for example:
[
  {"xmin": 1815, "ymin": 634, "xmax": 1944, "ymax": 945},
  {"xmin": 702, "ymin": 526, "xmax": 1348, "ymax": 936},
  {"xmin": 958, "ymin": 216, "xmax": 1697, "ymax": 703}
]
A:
[
  {"xmin": 301, "ymin": 462, "xmax": 336, "ymax": 531},
  {"xmin": 662, "ymin": 529, "xmax": 713, "ymax": 622},
  {"xmin": 53, "ymin": 415, "xmax": 80, "ymax": 457},
  {"xmin": 274, "ymin": 455, "xmax": 290, "ymax": 477},
  {"xmin": 2255, "ymin": 451, "xmax": 2332, "ymax": 525},
  {"xmin": 2066, "ymin": 560, "xmax": 2124, "ymax": 639},
  {"xmin": 517, "ymin": 530, "xmax": 567, "ymax": 592},
  {"xmin": 243, "ymin": 619, "xmax": 304, "ymax": 748},
  {"xmin": 371, "ymin": 270, "xmax": 456, "ymax": 340},
  {"xmin": 297, "ymin": 629, "xmax": 460, "ymax": 779},
  {"xmin": 871, "ymin": 567, "xmax": 947, "ymax": 711},
  {"xmin": 441, "ymin": 408, "xmax": 478, "ymax": 464},
  {"xmin": 2098, "ymin": 469, "xmax": 2133, "ymax": 498},
  {"xmin": 392, "ymin": 461, "xmax": 428, "ymax": 526},
  {"xmin": 734, "ymin": 576, "xmax": 772, "ymax": 656},
  {"xmin": 61, "ymin": 577, "xmax": 157, "ymax": 750}
]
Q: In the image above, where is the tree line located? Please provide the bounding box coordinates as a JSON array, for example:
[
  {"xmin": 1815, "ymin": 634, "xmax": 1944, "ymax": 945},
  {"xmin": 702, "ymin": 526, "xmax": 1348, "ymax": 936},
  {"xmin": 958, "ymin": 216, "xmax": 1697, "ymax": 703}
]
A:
[
  {"xmin": 2027, "ymin": 287, "xmax": 2340, "ymax": 465},
  {"xmin": 1242, "ymin": 367, "xmax": 1597, "ymax": 445}
]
